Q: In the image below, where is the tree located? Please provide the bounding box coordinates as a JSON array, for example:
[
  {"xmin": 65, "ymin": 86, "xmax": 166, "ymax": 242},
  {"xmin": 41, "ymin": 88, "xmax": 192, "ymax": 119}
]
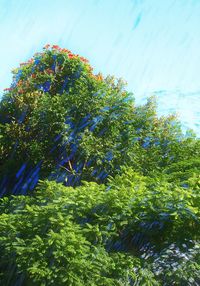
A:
[
  {"xmin": 0, "ymin": 45, "xmax": 199, "ymax": 197},
  {"xmin": 0, "ymin": 45, "xmax": 134, "ymax": 195}
]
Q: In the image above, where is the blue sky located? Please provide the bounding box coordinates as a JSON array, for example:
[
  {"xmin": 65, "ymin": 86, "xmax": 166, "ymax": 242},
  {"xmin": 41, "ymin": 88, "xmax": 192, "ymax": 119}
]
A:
[{"xmin": 0, "ymin": 0, "xmax": 199, "ymax": 134}]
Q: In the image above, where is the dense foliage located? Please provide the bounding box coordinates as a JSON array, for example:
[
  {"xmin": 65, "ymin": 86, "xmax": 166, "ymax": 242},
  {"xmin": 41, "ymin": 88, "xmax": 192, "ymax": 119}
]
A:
[
  {"xmin": 0, "ymin": 169, "xmax": 200, "ymax": 285},
  {"xmin": 0, "ymin": 45, "xmax": 199, "ymax": 285}
]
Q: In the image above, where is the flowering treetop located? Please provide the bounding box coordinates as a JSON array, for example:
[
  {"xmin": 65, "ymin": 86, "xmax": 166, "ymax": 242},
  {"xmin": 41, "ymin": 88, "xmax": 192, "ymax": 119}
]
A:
[{"xmin": 4, "ymin": 44, "xmax": 103, "ymax": 95}]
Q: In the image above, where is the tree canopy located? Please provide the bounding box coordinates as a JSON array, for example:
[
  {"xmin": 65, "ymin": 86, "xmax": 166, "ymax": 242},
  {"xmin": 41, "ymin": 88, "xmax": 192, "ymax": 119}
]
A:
[{"xmin": 1, "ymin": 45, "xmax": 199, "ymax": 196}]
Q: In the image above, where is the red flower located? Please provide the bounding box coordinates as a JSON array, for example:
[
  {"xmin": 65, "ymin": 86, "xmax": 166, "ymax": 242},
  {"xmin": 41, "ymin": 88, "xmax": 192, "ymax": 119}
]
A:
[
  {"xmin": 28, "ymin": 59, "xmax": 34, "ymax": 63},
  {"xmin": 68, "ymin": 53, "xmax": 75, "ymax": 59},
  {"xmin": 80, "ymin": 57, "xmax": 89, "ymax": 63},
  {"xmin": 62, "ymin": 48, "xmax": 70, "ymax": 53},
  {"xmin": 43, "ymin": 44, "xmax": 50, "ymax": 49},
  {"xmin": 3, "ymin": 87, "xmax": 11, "ymax": 91},
  {"xmin": 52, "ymin": 45, "xmax": 60, "ymax": 50}
]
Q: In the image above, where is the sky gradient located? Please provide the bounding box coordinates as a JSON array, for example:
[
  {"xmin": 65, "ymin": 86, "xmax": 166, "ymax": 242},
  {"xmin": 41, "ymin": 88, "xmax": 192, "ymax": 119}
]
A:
[{"xmin": 0, "ymin": 0, "xmax": 199, "ymax": 135}]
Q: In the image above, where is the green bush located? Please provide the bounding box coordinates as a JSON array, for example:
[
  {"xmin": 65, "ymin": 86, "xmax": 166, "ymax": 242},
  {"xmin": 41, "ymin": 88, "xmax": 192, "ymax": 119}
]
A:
[{"xmin": 0, "ymin": 168, "xmax": 199, "ymax": 285}]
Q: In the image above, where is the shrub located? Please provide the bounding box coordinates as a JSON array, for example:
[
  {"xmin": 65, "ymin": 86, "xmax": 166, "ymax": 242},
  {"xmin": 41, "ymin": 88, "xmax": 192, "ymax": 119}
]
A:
[{"xmin": 0, "ymin": 168, "xmax": 199, "ymax": 285}]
